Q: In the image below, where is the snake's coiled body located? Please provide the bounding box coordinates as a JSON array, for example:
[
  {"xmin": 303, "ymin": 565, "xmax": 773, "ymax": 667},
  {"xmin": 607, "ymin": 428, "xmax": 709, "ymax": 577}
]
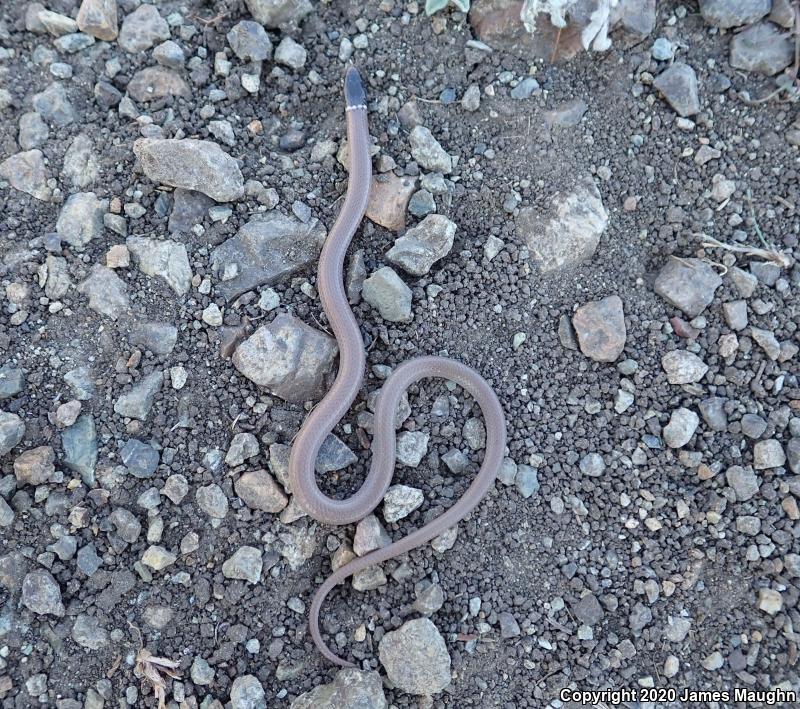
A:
[{"xmin": 288, "ymin": 67, "xmax": 507, "ymax": 667}]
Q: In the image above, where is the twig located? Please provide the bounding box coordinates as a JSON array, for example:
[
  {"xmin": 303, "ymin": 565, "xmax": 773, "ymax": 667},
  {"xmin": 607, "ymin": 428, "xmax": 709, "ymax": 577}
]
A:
[
  {"xmin": 745, "ymin": 187, "xmax": 770, "ymax": 248},
  {"xmin": 697, "ymin": 233, "xmax": 794, "ymax": 268},
  {"xmin": 550, "ymin": 26, "xmax": 563, "ymax": 64}
]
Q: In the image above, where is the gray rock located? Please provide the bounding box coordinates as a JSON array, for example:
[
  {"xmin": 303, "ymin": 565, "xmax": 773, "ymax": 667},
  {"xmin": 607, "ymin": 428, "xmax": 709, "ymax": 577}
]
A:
[
  {"xmin": 127, "ymin": 66, "xmax": 190, "ymax": 102},
  {"xmin": 572, "ymin": 593, "xmax": 604, "ymax": 625},
  {"xmin": 741, "ymin": 413, "xmax": 767, "ymax": 439},
  {"xmin": 413, "ymin": 582, "xmax": 445, "ymax": 615},
  {"xmin": 56, "ymin": 192, "xmax": 106, "ymax": 249},
  {"xmin": 442, "ymin": 449, "xmax": 469, "ymax": 474},
  {"xmin": 661, "ymin": 350, "xmax": 708, "ymax": 385},
  {"xmin": 510, "ymin": 77, "xmax": 540, "ymax": 99},
  {"xmin": 162, "ymin": 474, "xmax": 188, "ymax": 504},
  {"xmin": 404, "ymin": 189, "xmax": 433, "ymax": 218},
  {"xmin": 126, "ymin": 320, "xmax": 178, "ymax": 355},
  {"xmin": 222, "ymin": 546, "xmax": 262, "ymax": 584},
  {"xmin": 462, "ymin": 84, "xmax": 480, "ymax": 111},
  {"xmin": 13, "ymin": 446, "xmax": 55, "ymax": 485},
  {"xmin": 211, "ymin": 213, "xmax": 326, "ymax": 300},
  {"xmin": 62, "ymin": 415, "xmax": 97, "ymax": 482},
  {"xmin": 362, "ymin": 267, "xmax": 412, "ymax": 322},
  {"xmin": 629, "ymin": 602, "xmax": 652, "ymax": 632},
  {"xmin": 18, "ymin": 112, "xmax": 49, "ymax": 150},
  {"xmin": 141, "ymin": 545, "xmax": 176, "ymax": 571},
  {"xmin": 498, "ymin": 611, "xmax": 521, "ymax": 638},
  {"xmin": 353, "ymin": 514, "xmax": 391, "ymax": 556},
  {"xmin": 315, "ymin": 434, "xmax": 357, "ymax": 473},
  {"xmin": 516, "ymin": 465, "xmax": 539, "ymax": 498},
  {"xmin": 664, "ymin": 407, "xmax": 699, "ymax": 448},
  {"xmin": 38, "ymin": 9, "xmax": 77, "ymax": 35},
  {"xmin": 76, "ymin": 0, "xmax": 118, "ymax": 41},
  {"xmin": 226, "ymin": 432, "xmax": 260, "ymax": 467},
  {"xmin": 409, "ymin": 126, "xmax": 452, "ymax": 173},
  {"xmin": 274, "ymin": 36, "xmax": 307, "ymax": 68},
  {"xmin": 726, "ymin": 465, "xmax": 760, "ymax": 501},
  {"xmin": 383, "ymin": 484, "xmax": 424, "ymax": 523},
  {"xmin": 750, "ymin": 327, "xmax": 780, "ymax": 360},
  {"xmin": 196, "ymin": 483, "xmax": 228, "ymax": 519},
  {"xmin": 291, "ymin": 669, "xmax": 387, "ymax": 709},
  {"xmin": 65, "ymin": 369, "xmax": 95, "ymax": 404},
  {"xmin": 0, "ymin": 150, "xmax": 51, "ymax": 201},
  {"xmin": 516, "ymin": 175, "xmax": 607, "ymax": 273},
  {"xmin": 352, "ymin": 565, "xmax": 388, "ymax": 591},
  {"xmin": 228, "ymin": 20, "xmax": 272, "ymax": 61},
  {"xmin": 750, "ymin": 261, "xmax": 781, "ymax": 286},
  {"xmin": 121, "ymin": 439, "xmax": 159, "ymax": 478},
  {"xmin": 653, "ymin": 63, "xmax": 700, "ymax": 116},
  {"xmin": 651, "ymin": 37, "xmax": 674, "ymax": 61},
  {"xmin": 77, "ymin": 265, "xmax": 129, "ymax": 320},
  {"xmin": 699, "ymin": 0, "xmax": 770, "ymax": 27},
  {"xmin": 191, "ymin": 657, "xmax": 215, "ymax": 686},
  {"xmin": 22, "ymin": 569, "xmax": 64, "ymax": 616},
  {"xmin": 543, "ymin": 99, "xmax": 589, "ymax": 129},
  {"xmin": 32, "ymin": 83, "xmax": 75, "ymax": 126},
  {"xmin": 71, "ymin": 612, "xmax": 109, "ymax": 649},
  {"xmin": 114, "ymin": 371, "xmax": 162, "ymax": 420},
  {"xmin": 379, "ymin": 618, "xmax": 451, "ymax": 695},
  {"xmin": 785, "ymin": 552, "xmax": 800, "ymax": 577},
  {"xmin": 0, "ymin": 367, "xmax": 24, "ymax": 400},
  {"xmin": 386, "ymin": 214, "xmax": 456, "ymax": 276},
  {"xmin": 723, "ymin": 300, "xmax": 748, "ymax": 331},
  {"xmin": 699, "ymin": 397, "xmax": 728, "ymax": 431},
  {"xmin": 753, "ymin": 439, "xmax": 785, "ymax": 469},
  {"xmin": 730, "ymin": 22, "xmax": 793, "ymax": 76},
  {"xmin": 579, "ymin": 452, "xmax": 605, "ymax": 477},
  {"xmin": 0, "ymin": 498, "xmax": 14, "ymax": 527},
  {"xmin": 396, "ymin": 431, "xmax": 429, "ymax": 467},
  {"xmin": 63, "ymin": 134, "xmax": 99, "ymax": 189},
  {"xmin": 654, "ymin": 257, "xmax": 722, "ymax": 317},
  {"xmin": 54, "ymin": 32, "xmax": 95, "ymax": 52},
  {"xmin": 109, "ymin": 508, "xmax": 141, "ymax": 543},
  {"xmin": 664, "ymin": 615, "xmax": 692, "ymax": 642},
  {"xmin": 463, "ymin": 418, "xmax": 486, "ymax": 450},
  {"xmin": 209, "ymin": 119, "xmax": 236, "ymax": 146},
  {"xmin": 232, "ymin": 314, "xmax": 337, "ymax": 402},
  {"xmin": 169, "ymin": 188, "xmax": 214, "ymax": 233},
  {"xmin": 118, "ymin": 4, "xmax": 169, "ymax": 53},
  {"xmin": 787, "ymin": 438, "xmax": 800, "ymax": 474},
  {"xmin": 245, "ymin": 0, "xmax": 313, "ymax": 29},
  {"xmin": 133, "ymin": 138, "xmax": 245, "ymax": 202},
  {"xmin": 127, "ymin": 236, "xmax": 192, "ymax": 295},
  {"xmin": 45, "ymin": 255, "xmax": 71, "ymax": 300},
  {"xmin": 230, "ymin": 674, "xmax": 267, "ymax": 709},
  {"xmin": 235, "ymin": 470, "xmax": 288, "ymax": 513},
  {"xmin": 77, "ymin": 542, "xmax": 102, "ymax": 576},
  {"xmin": 153, "ymin": 40, "xmax": 185, "ymax": 69},
  {"xmin": 572, "ymin": 295, "xmax": 626, "ymax": 362}
]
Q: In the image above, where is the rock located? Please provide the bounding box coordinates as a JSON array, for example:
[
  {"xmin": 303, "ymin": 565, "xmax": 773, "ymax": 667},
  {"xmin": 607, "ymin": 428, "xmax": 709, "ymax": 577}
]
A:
[
  {"xmin": 0, "ymin": 150, "xmax": 51, "ymax": 201},
  {"xmin": 629, "ymin": 602, "xmax": 652, "ymax": 632},
  {"xmin": 228, "ymin": 20, "xmax": 272, "ymax": 61},
  {"xmin": 579, "ymin": 452, "xmax": 605, "ymax": 477},
  {"xmin": 32, "ymin": 83, "xmax": 75, "ymax": 126},
  {"xmin": 71, "ymin": 613, "xmax": 108, "ymax": 649},
  {"xmin": 56, "ymin": 192, "xmax": 106, "ymax": 249},
  {"xmin": 698, "ymin": 0, "xmax": 770, "ymax": 27},
  {"xmin": 741, "ymin": 414, "xmax": 767, "ymax": 439},
  {"xmin": 134, "ymin": 138, "xmax": 244, "ymax": 202},
  {"xmin": 22, "ymin": 570, "xmax": 64, "ymax": 616},
  {"xmin": 663, "ymin": 407, "xmax": 699, "ymax": 448},
  {"xmin": 543, "ymin": 98, "xmax": 589, "ymax": 129},
  {"xmin": 730, "ymin": 22, "xmax": 793, "ymax": 76},
  {"xmin": 661, "ymin": 350, "xmax": 708, "ymax": 385},
  {"xmin": 37, "ymin": 9, "xmax": 77, "ymax": 35},
  {"xmin": 0, "ymin": 498, "xmax": 13, "ymax": 527},
  {"xmin": 353, "ymin": 514, "xmax": 391, "ymax": 556},
  {"xmin": 222, "ymin": 546, "xmax": 263, "ymax": 584},
  {"xmin": 141, "ymin": 545, "xmax": 177, "ymax": 571},
  {"xmin": 0, "ymin": 367, "xmax": 24, "ymax": 400},
  {"xmin": 362, "ymin": 267, "xmax": 412, "ymax": 323},
  {"xmin": 352, "ymin": 565, "xmax": 387, "ymax": 591},
  {"xmin": 44, "ymin": 255, "xmax": 71, "ymax": 300},
  {"xmin": 127, "ymin": 320, "xmax": 178, "ymax": 355},
  {"xmin": 462, "ymin": 84, "xmax": 481, "ymax": 111},
  {"xmin": 163, "ymin": 474, "xmax": 188, "ymax": 504},
  {"xmin": 14, "ymin": 446, "xmax": 55, "ymax": 485},
  {"xmin": 291, "ymin": 668, "xmax": 387, "ymax": 709},
  {"xmin": 127, "ymin": 67, "xmax": 190, "ymax": 102},
  {"xmin": 758, "ymin": 588, "xmax": 783, "ymax": 615},
  {"xmin": 653, "ymin": 63, "xmax": 700, "ymax": 116},
  {"xmin": 386, "ymin": 214, "xmax": 456, "ymax": 277},
  {"xmin": 18, "ymin": 112, "xmax": 49, "ymax": 150},
  {"xmin": 230, "ymin": 674, "xmax": 267, "ymax": 709},
  {"xmin": 499, "ymin": 611, "xmax": 521, "ymax": 638},
  {"xmin": 723, "ymin": 300, "xmax": 748, "ymax": 331},
  {"xmin": 191, "ymin": 657, "xmax": 215, "ymax": 686},
  {"xmin": 62, "ymin": 415, "xmax": 97, "ymax": 481},
  {"xmin": 196, "ymin": 484, "xmax": 228, "ymax": 518},
  {"xmin": 210, "ymin": 213, "xmax": 326, "ymax": 300},
  {"xmin": 510, "ymin": 77, "xmax": 540, "ymax": 99},
  {"xmin": 383, "ymin": 485, "xmax": 424, "ymax": 523},
  {"xmin": 169, "ymin": 189, "xmax": 214, "ymax": 233},
  {"xmin": 516, "ymin": 175, "xmax": 607, "ymax": 273},
  {"xmin": 664, "ymin": 615, "xmax": 692, "ymax": 642},
  {"xmin": 379, "ymin": 618, "xmax": 450, "ymax": 695},
  {"xmin": 315, "ymin": 434, "xmax": 357, "ymax": 473},
  {"xmin": 572, "ymin": 592, "xmax": 604, "ymax": 625},
  {"xmin": 726, "ymin": 465, "xmax": 759, "ymax": 501},
  {"xmin": 109, "ymin": 508, "xmax": 141, "ymax": 543},
  {"xmin": 753, "ymin": 440, "xmax": 785, "ymax": 469},
  {"xmin": 442, "ymin": 449, "xmax": 469, "ymax": 474},
  {"xmin": 226, "ymin": 432, "xmax": 259, "ymax": 467},
  {"xmin": 94, "ymin": 80, "xmax": 122, "ymax": 109},
  {"xmin": 699, "ymin": 397, "xmax": 728, "ymax": 431},
  {"xmin": 787, "ymin": 438, "xmax": 800, "ymax": 474},
  {"xmin": 654, "ymin": 257, "xmax": 722, "ymax": 317},
  {"xmin": 118, "ymin": 4, "xmax": 169, "ymax": 53},
  {"xmin": 76, "ymin": 543, "xmax": 102, "ymax": 576},
  {"xmin": 750, "ymin": 327, "xmax": 780, "ymax": 360},
  {"xmin": 0, "ymin": 412, "xmax": 25, "ymax": 456},
  {"xmin": 770, "ymin": 0, "xmax": 796, "ymax": 27},
  {"xmin": 121, "ymin": 439, "xmax": 159, "ymax": 478},
  {"xmin": 651, "ymin": 37, "xmax": 674, "ymax": 61},
  {"xmin": 232, "ymin": 314, "xmax": 337, "ymax": 402},
  {"xmin": 572, "ymin": 296, "xmax": 626, "ymax": 362},
  {"xmin": 76, "ymin": 0, "xmax": 118, "ymax": 40},
  {"xmin": 275, "ymin": 37, "xmax": 307, "ymax": 68},
  {"xmin": 396, "ymin": 431, "xmax": 429, "ymax": 467},
  {"xmin": 366, "ymin": 174, "xmax": 417, "ymax": 232},
  {"xmin": 63, "ymin": 134, "xmax": 100, "ymax": 189},
  {"xmin": 114, "ymin": 371, "xmax": 162, "ymax": 420},
  {"xmin": 77, "ymin": 265, "xmax": 129, "ymax": 319},
  {"xmin": 244, "ymin": 0, "xmax": 313, "ymax": 29},
  {"xmin": 153, "ymin": 40, "xmax": 185, "ymax": 69},
  {"xmin": 413, "ymin": 582, "xmax": 445, "ymax": 615},
  {"xmin": 235, "ymin": 470, "xmax": 288, "ymax": 513},
  {"xmin": 409, "ymin": 126, "xmax": 452, "ymax": 173},
  {"xmin": 516, "ymin": 465, "xmax": 539, "ymax": 498},
  {"xmin": 127, "ymin": 236, "xmax": 191, "ymax": 295}
]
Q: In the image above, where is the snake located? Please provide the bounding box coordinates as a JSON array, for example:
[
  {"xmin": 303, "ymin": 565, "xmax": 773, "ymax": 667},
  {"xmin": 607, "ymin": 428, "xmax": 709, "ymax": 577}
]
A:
[{"xmin": 287, "ymin": 66, "xmax": 508, "ymax": 667}]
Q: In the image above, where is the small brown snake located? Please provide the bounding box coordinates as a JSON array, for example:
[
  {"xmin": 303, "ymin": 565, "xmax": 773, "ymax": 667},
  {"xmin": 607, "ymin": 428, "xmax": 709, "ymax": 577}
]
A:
[{"xmin": 288, "ymin": 67, "xmax": 507, "ymax": 667}]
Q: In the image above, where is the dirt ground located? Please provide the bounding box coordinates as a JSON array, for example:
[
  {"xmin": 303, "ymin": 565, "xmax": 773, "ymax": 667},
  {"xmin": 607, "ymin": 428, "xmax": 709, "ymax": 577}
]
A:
[{"xmin": 1, "ymin": 0, "xmax": 799, "ymax": 707}]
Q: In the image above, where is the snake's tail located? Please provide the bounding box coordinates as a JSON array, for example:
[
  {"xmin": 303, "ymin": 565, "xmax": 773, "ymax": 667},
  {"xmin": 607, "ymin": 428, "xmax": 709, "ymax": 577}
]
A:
[{"xmin": 309, "ymin": 571, "xmax": 356, "ymax": 667}]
